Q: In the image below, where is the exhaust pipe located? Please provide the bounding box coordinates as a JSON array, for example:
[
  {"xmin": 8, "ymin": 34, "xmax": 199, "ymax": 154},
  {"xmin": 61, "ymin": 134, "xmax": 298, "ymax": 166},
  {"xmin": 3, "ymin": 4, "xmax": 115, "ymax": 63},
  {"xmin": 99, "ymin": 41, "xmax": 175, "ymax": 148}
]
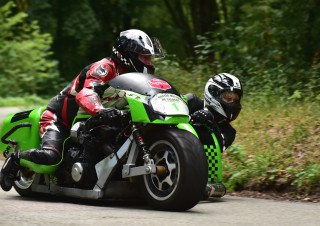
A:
[{"xmin": 204, "ymin": 182, "xmax": 226, "ymax": 199}]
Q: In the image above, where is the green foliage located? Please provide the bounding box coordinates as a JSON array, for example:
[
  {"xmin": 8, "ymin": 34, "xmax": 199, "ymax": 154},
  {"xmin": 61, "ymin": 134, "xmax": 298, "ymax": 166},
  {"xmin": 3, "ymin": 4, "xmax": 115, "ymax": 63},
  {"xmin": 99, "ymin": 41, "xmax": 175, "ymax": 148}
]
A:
[
  {"xmin": 23, "ymin": 0, "xmax": 176, "ymax": 81},
  {"xmin": 292, "ymin": 164, "xmax": 320, "ymax": 193},
  {"xmin": 224, "ymin": 101, "xmax": 320, "ymax": 195},
  {"xmin": 57, "ymin": 0, "xmax": 100, "ymax": 55},
  {"xmin": 1, "ymin": 0, "xmax": 319, "ymax": 100},
  {"xmin": 0, "ymin": 95, "xmax": 49, "ymax": 107},
  {"xmin": 0, "ymin": 1, "xmax": 59, "ymax": 97},
  {"xmin": 222, "ymin": 145, "xmax": 251, "ymax": 191},
  {"xmin": 194, "ymin": 0, "xmax": 320, "ymax": 102},
  {"xmin": 155, "ymin": 56, "xmax": 210, "ymax": 96}
]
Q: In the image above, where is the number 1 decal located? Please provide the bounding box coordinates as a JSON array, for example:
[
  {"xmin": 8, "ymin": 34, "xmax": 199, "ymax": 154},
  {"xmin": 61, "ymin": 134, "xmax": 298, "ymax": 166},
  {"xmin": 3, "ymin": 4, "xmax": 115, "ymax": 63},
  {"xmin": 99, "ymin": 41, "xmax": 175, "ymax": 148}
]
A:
[{"xmin": 172, "ymin": 103, "xmax": 179, "ymax": 111}]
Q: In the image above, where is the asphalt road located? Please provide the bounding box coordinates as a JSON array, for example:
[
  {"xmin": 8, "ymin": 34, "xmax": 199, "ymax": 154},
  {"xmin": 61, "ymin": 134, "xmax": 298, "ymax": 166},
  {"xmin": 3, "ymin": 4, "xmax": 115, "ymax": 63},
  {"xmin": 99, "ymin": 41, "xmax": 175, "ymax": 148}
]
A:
[
  {"xmin": 0, "ymin": 186, "xmax": 319, "ymax": 226},
  {"xmin": 0, "ymin": 161, "xmax": 319, "ymax": 226}
]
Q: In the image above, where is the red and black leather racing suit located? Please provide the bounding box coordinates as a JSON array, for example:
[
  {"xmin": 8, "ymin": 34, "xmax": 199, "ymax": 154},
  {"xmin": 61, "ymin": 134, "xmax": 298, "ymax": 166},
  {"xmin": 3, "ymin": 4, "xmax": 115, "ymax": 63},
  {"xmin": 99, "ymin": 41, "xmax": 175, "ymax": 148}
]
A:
[{"xmin": 20, "ymin": 57, "xmax": 119, "ymax": 165}]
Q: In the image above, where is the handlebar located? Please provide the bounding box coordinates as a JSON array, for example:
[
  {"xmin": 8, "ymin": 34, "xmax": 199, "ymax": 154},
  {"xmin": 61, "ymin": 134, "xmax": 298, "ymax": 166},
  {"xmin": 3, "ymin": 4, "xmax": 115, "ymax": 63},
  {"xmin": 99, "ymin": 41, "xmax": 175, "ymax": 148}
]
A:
[
  {"xmin": 84, "ymin": 111, "xmax": 131, "ymax": 131},
  {"xmin": 1, "ymin": 123, "xmax": 32, "ymax": 144}
]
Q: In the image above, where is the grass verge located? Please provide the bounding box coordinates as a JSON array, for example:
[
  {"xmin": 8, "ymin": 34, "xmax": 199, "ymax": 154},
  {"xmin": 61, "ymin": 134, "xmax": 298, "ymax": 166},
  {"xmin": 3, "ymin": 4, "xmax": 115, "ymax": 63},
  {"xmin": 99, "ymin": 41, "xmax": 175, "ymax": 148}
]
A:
[{"xmin": 224, "ymin": 100, "xmax": 320, "ymax": 198}]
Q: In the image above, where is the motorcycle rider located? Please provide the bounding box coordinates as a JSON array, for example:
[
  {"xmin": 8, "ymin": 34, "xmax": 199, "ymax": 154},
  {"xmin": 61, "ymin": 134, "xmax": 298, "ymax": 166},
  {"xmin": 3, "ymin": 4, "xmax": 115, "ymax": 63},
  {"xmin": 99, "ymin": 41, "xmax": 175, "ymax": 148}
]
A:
[
  {"xmin": 0, "ymin": 29, "xmax": 164, "ymax": 191},
  {"xmin": 186, "ymin": 73, "xmax": 243, "ymax": 151}
]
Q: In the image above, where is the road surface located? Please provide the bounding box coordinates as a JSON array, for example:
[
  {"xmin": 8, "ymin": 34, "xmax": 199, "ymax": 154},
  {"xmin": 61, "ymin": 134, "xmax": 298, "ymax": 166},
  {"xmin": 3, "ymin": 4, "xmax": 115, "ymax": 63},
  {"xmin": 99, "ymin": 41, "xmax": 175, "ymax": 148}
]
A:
[{"xmin": 0, "ymin": 163, "xmax": 319, "ymax": 226}]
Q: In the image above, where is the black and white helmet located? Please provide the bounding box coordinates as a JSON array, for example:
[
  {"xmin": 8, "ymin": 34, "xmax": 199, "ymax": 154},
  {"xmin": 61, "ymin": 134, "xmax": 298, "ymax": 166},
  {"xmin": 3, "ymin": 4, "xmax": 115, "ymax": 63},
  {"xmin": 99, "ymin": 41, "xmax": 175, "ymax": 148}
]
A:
[
  {"xmin": 204, "ymin": 73, "xmax": 243, "ymax": 122},
  {"xmin": 111, "ymin": 29, "xmax": 164, "ymax": 74}
]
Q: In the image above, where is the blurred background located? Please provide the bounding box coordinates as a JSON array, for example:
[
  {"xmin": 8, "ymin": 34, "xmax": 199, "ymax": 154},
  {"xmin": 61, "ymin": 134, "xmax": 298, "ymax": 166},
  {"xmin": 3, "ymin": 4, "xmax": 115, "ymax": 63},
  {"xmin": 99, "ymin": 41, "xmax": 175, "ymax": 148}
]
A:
[
  {"xmin": 1, "ymin": 0, "xmax": 320, "ymax": 100},
  {"xmin": 0, "ymin": 0, "xmax": 319, "ymax": 201}
]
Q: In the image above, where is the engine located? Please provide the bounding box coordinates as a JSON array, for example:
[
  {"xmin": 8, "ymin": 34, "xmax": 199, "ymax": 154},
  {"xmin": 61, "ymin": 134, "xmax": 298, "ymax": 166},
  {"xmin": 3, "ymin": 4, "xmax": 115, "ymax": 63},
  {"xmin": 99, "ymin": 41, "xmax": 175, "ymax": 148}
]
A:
[
  {"xmin": 56, "ymin": 121, "xmax": 124, "ymax": 189},
  {"xmin": 57, "ymin": 146, "xmax": 98, "ymax": 189}
]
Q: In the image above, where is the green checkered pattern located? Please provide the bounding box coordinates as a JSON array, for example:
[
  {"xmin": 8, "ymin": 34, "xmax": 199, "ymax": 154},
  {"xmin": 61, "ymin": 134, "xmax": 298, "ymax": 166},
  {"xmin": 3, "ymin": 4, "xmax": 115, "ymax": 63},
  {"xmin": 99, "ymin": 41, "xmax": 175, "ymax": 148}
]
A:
[{"xmin": 204, "ymin": 144, "xmax": 222, "ymax": 183}]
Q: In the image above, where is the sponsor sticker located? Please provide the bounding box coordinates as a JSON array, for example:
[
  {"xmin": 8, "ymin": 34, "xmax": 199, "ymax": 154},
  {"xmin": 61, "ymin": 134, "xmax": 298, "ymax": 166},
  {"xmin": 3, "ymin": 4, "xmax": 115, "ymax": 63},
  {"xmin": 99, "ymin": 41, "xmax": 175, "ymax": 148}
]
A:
[
  {"xmin": 148, "ymin": 78, "xmax": 171, "ymax": 90},
  {"xmin": 150, "ymin": 93, "xmax": 189, "ymax": 115}
]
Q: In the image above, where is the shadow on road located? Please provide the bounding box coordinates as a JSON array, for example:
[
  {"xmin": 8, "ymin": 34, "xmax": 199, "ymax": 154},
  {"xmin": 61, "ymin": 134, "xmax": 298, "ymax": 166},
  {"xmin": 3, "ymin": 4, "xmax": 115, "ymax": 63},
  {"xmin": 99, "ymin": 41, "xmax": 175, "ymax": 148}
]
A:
[
  {"xmin": 2, "ymin": 191, "xmax": 154, "ymax": 210},
  {"xmin": 2, "ymin": 190, "xmax": 227, "ymax": 212}
]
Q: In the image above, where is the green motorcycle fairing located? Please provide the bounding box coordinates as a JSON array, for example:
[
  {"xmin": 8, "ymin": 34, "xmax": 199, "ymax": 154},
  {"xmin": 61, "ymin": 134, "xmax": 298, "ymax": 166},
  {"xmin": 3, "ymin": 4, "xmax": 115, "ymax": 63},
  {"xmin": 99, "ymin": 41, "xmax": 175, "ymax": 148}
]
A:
[
  {"xmin": 0, "ymin": 107, "xmax": 61, "ymax": 174},
  {"xmin": 108, "ymin": 73, "xmax": 190, "ymax": 124},
  {"xmin": 0, "ymin": 107, "xmax": 45, "ymax": 152},
  {"xmin": 123, "ymin": 91, "xmax": 190, "ymax": 124}
]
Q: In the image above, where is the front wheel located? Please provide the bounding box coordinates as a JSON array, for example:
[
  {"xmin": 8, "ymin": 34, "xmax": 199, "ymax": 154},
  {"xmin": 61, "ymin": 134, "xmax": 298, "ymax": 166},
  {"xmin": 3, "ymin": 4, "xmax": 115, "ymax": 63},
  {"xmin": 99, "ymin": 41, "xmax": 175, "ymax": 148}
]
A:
[{"xmin": 139, "ymin": 129, "xmax": 208, "ymax": 211}]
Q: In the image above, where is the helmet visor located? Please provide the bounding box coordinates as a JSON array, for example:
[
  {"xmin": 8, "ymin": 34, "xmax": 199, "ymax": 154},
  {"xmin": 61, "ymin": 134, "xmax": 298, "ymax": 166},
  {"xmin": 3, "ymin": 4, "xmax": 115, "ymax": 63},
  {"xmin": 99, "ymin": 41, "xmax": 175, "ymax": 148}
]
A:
[
  {"xmin": 220, "ymin": 91, "xmax": 240, "ymax": 104},
  {"xmin": 126, "ymin": 37, "xmax": 165, "ymax": 58},
  {"xmin": 151, "ymin": 37, "xmax": 165, "ymax": 57}
]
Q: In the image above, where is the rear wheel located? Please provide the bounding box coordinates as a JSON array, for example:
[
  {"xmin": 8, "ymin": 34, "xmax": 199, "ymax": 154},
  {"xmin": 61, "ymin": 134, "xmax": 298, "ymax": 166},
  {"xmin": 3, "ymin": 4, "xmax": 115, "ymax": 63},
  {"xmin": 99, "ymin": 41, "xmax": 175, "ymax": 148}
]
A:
[
  {"xmin": 13, "ymin": 169, "xmax": 36, "ymax": 197},
  {"xmin": 139, "ymin": 129, "xmax": 208, "ymax": 211}
]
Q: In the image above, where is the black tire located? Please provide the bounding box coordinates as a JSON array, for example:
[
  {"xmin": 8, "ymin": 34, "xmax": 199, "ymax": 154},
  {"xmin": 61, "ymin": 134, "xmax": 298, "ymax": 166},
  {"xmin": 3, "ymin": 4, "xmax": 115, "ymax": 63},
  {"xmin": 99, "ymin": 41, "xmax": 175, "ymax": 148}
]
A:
[
  {"xmin": 0, "ymin": 172, "xmax": 14, "ymax": 192},
  {"xmin": 139, "ymin": 129, "xmax": 208, "ymax": 211}
]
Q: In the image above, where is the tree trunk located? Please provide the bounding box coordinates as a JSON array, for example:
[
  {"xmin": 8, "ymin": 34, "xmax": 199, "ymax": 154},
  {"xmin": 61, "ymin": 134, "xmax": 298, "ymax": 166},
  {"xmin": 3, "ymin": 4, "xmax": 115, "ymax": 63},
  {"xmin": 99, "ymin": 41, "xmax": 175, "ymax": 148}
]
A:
[{"xmin": 163, "ymin": 0, "xmax": 220, "ymax": 59}]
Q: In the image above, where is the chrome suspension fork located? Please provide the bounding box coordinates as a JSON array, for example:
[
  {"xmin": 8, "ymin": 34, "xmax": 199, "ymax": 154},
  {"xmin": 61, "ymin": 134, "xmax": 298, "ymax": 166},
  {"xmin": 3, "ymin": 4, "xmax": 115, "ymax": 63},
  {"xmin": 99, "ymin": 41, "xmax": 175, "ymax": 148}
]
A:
[{"xmin": 131, "ymin": 124, "xmax": 152, "ymax": 164}]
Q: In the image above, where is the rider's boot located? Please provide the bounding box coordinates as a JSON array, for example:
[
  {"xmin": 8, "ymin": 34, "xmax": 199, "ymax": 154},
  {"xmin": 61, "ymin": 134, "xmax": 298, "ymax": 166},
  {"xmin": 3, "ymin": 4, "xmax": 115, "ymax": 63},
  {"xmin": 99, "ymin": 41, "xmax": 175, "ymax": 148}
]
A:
[
  {"xmin": 19, "ymin": 148, "xmax": 61, "ymax": 165},
  {"xmin": 0, "ymin": 153, "xmax": 20, "ymax": 191},
  {"xmin": 0, "ymin": 148, "xmax": 61, "ymax": 192}
]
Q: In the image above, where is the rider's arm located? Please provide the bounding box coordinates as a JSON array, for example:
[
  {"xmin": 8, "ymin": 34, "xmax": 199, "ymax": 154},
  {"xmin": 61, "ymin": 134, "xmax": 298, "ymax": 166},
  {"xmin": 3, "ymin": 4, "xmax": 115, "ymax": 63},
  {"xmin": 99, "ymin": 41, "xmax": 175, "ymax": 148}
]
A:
[
  {"xmin": 184, "ymin": 93, "xmax": 205, "ymax": 114},
  {"xmin": 75, "ymin": 59, "xmax": 116, "ymax": 116},
  {"xmin": 219, "ymin": 122, "xmax": 236, "ymax": 150}
]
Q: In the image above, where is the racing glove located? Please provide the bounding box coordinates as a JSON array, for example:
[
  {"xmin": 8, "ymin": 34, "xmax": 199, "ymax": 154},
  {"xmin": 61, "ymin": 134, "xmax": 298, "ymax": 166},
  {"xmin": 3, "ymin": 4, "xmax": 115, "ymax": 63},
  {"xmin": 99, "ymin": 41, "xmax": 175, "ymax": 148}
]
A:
[
  {"xmin": 190, "ymin": 109, "xmax": 215, "ymax": 126},
  {"xmin": 96, "ymin": 108, "xmax": 122, "ymax": 125},
  {"xmin": 191, "ymin": 109, "xmax": 224, "ymax": 150},
  {"xmin": 85, "ymin": 108, "xmax": 122, "ymax": 130}
]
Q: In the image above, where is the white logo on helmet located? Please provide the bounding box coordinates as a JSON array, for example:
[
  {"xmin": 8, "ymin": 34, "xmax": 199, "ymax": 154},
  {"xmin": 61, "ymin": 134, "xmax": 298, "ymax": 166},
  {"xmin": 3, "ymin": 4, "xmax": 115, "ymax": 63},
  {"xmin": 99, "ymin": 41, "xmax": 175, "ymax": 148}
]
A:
[
  {"xmin": 220, "ymin": 73, "xmax": 241, "ymax": 89},
  {"xmin": 120, "ymin": 29, "xmax": 155, "ymax": 54}
]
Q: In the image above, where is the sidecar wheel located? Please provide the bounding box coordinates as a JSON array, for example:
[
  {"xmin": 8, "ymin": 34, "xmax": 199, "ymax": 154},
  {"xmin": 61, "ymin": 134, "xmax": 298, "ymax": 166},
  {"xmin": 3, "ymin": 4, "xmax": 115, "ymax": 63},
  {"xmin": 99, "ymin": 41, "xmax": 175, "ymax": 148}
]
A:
[{"xmin": 139, "ymin": 129, "xmax": 208, "ymax": 211}]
